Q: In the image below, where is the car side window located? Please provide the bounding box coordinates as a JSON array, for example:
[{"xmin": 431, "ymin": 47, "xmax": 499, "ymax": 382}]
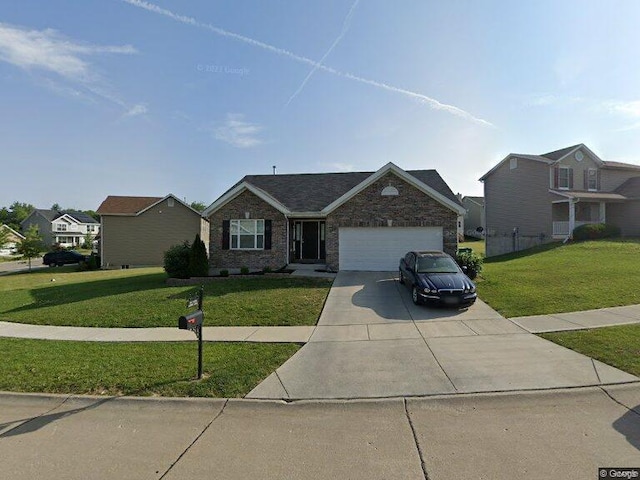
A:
[{"xmin": 406, "ymin": 253, "xmax": 415, "ymax": 270}]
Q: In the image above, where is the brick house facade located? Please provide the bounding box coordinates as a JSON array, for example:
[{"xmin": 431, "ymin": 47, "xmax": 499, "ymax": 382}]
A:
[{"xmin": 204, "ymin": 163, "xmax": 464, "ymax": 272}]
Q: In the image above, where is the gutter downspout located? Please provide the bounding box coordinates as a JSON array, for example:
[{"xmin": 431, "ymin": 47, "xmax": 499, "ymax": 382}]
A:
[{"xmin": 285, "ymin": 215, "xmax": 290, "ymax": 266}]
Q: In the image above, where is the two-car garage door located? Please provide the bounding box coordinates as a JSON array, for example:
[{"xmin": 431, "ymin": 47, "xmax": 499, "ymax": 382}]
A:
[{"xmin": 339, "ymin": 227, "xmax": 443, "ymax": 271}]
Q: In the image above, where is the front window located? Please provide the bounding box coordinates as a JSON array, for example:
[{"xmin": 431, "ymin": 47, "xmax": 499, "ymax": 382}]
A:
[
  {"xmin": 558, "ymin": 167, "xmax": 571, "ymax": 189},
  {"xmin": 230, "ymin": 219, "xmax": 264, "ymax": 249},
  {"xmin": 417, "ymin": 256, "xmax": 459, "ymax": 274},
  {"xmin": 588, "ymin": 169, "xmax": 598, "ymax": 191},
  {"xmin": 55, "ymin": 223, "xmax": 67, "ymax": 232}
]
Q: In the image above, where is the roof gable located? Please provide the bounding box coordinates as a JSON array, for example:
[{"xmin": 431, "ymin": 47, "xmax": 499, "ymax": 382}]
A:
[
  {"xmin": 615, "ymin": 176, "xmax": 640, "ymax": 198},
  {"xmin": 0, "ymin": 224, "xmax": 25, "ymax": 240},
  {"xmin": 97, "ymin": 196, "xmax": 164, "ymax": 215}
]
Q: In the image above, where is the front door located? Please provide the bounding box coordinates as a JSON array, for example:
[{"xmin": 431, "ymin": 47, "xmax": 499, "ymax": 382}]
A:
[
  {"xmin": 302, "ymin": 222, "xmax": 319, "ymax": 260},
  {"xmin": 292, "ymin": 221, "xmax": 326, "ymax": 261}
]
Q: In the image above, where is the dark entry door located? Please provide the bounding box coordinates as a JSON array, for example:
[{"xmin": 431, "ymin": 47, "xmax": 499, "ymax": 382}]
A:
[{"xmin": 302, "ymin": 222, "xmax": 319, "ymax": 259}]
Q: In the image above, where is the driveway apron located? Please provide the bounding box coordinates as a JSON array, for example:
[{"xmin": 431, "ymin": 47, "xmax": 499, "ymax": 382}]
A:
[{"xmin": 247, "ymin": 272, "xmax": 638, "ymax": 400}]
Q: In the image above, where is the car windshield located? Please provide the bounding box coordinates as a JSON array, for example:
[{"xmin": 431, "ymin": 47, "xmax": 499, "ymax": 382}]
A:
[{"xmin": 417, "ymin": 256, "xmax": 459, "ymax": 274}]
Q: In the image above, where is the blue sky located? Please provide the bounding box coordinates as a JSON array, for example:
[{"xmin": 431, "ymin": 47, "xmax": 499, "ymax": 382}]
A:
[{"xmin": 1, "ymin": 0, "xmax": 640, "ymax": 210}]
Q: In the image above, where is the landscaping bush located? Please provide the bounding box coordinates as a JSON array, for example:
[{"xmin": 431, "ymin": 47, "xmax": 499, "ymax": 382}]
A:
[
  {"xmin": 219, "ymin": 269, "xmax": 229, "ymax": 277},
  {"xmin": 455, "ymin": 251, "xmax": 483, "ymax": 279},
  {"xmin": 188, "ymin": 233, "xmax": 209, "ymax": 277},
  {"xmin": 572, "ymin": 223, "xmax": 621, "ymax": 241},
  {"xmin": 240, "ymin": 266, "xmax": 250, "ymax": 275},
  {"xmin": 164, "ymin": 242, "xmax": 191, "ymax": 279}
]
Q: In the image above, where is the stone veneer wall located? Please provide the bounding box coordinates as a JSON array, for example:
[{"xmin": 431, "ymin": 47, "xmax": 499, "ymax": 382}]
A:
[
  {"xmin": 325, "ymin": 172, "xmax": 458, "ymax": 270},
  {"xmin": 208, "ymin": 190, "xmax": 288, "ymax": 270}
]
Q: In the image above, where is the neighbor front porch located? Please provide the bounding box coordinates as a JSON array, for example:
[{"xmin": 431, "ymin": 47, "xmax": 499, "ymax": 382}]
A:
[{"xmin": 551, "ymin": 192, "xmax": 626, "ymax": 239}]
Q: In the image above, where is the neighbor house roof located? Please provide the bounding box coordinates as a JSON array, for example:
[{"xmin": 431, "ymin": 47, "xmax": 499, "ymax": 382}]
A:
[
  {"xmin": 615, "ymin": 177, "xmax": 640, "ymax": 198},
  {"xmin": 205, "ymin": 163, "xmax": 463, "ymax": 217},
  {"xmin": 31, "ymin": 209, "xmax": 60, "ymax": 222},
  {"xmin": 541, "ymin": 144, "xmax": 582, "ymax": 161},
  {"xmin": 0, "ymin": 224, "xmax": 25, "ymax": 240},
  {"xmin": 61, "ymin": 211, "xmax": 99, "ymax": 224},
  {"xmin": 463, "ymin": 196, "xmax": 484, "ymax": 206},
  {"xmin": 97, "ymin": 196, "xmax": 164, "ymax": 215}
]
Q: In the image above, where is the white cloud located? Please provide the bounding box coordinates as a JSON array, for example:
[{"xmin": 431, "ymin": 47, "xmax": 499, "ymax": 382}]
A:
[
  {"xmin": 121, "ymin": 0, "xmax": 494, "ymax": 127},
  {"xmin": 123, "ymin": 104, "xmax": 148, "ymax": 117},
  {"xmin": 209, "ymin": 113, "xmax": 264, "ymax": 148},
  {"xmin": 0, "ymin": 22, "xmax": 140, "ymax": 112}
]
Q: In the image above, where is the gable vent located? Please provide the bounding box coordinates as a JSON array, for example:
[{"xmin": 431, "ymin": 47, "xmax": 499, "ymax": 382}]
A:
[{"xmin": 381, "ymin": 186, "xmax": 399, "ymax": 196}]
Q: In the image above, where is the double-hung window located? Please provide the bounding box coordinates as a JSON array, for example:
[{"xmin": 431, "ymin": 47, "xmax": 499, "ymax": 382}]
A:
[
  {"xmin": 558, "ymin": 166, "xmax": 571, "ymax": 189},
  {"xmin": 230, "ymin": 219, "xmax": 264, "ymax": 249},
  {"xmin": 587, "ymin": 169, "xmax": 598, "ymax": 191}
]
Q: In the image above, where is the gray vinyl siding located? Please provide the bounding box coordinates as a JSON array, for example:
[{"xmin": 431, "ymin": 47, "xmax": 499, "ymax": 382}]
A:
[
  {"xmin": 101, "ymin": 198, "xmax": 208, "ymax": 267},
  {"xmin": 601, "ymin": 169, "xmax": 640, "ymax": 191},
  {"xmin": 462, "ymin": 199, "xmax": 484, "ymax": 237},
  {"xmin": 606, "ymin": 201, "xmax": 640, "ymax": 237},
  {"xmin": 484, "ymin": 158, "xmax": 555, "ymax": 257},
  {"xmin": 21, "ymin": 213, "xmax": 54, "ymax": 246}
]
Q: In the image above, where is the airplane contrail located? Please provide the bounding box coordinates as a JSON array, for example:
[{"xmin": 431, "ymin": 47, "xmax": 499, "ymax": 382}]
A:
[
  {"xmin": 121, "ymin": 0, "xmax": 494, "ymax": 127},
  {"xmin": 285, "ymin": 0, "xmax": 360, "ymax": 107}
]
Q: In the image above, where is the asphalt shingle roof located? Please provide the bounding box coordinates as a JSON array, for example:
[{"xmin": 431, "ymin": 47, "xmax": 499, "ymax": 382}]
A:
[
  {"xmin": 615, "ymin": 177, "xmax": 640, "ymax": 198},
  {"xmin": 240, "ymin": 169, "xmax": 460, "ymax": 212},
  {"xmin": 62, "ymin": 211, "xmax": 99, "ymax": 224},
  {"xmin": 541, "ymin": 144, "xmax": 581, "ymax": 161},
  {"xmin": 97, "ymin": 196, "xmax": 164, "ymax": 215}
]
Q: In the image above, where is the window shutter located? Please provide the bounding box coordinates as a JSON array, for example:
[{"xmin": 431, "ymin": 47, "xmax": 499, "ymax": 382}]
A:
[
  {"xmin": 568, "ymin": 168, "xmax": 574, "ymax": 189},
  {"xmin": 264, "ymin": 220, "xmax": 272, "ymax": 250},
  {"xmin": 222, "ymin": 220, "xmax": 230, "ymax": 250},
  {"xmin": 553, "ymin": 167, "xmax": 559, "ymax": 189},
  {"xmin": 596, "ymin": 170, "xmax": 601, "ymax": 191},
  {"xmin": 583, "ymin": 169, "xmax": 588, "ymax": 190}
]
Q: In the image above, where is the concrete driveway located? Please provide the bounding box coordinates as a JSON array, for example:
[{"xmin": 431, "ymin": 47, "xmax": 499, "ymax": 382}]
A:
[{"xmin": 248, "ymin": 271, "xmax": 638, "ymax": 400}]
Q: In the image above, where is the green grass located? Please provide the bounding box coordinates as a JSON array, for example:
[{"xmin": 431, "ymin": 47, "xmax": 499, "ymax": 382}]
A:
[
  {"xmin": 541, "ymin": 324, "xmax": 640, "ymax": 377},
  {"xmin": 476, "ymin": 240, "xmax": 640, "ymax": 317},
  {"xmin": 0, "ymin": 338, "xmax": 300, "ymax": 397},
  {"xmin": 459, "ymin": 238, "xmax": 486, "ymax": 257},
  {"xmin": 0, "ymin": 267, "xmax": 332, "ymax": 327}
]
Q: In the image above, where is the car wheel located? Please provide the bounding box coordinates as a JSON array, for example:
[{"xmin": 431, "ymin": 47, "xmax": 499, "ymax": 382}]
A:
[
  {"xmin": 411, "ymin": 285, "xmax": 421, "ymax": 305},
  {"xmin": 48, "ymin": 263, "xmax": 55, "ymax": 268},
  {"xmin": 398, "ymin": 270, "xmax": 404, "ymax": 285}
]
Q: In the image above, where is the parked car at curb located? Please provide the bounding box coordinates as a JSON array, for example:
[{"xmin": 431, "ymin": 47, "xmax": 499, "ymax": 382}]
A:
[
  {"xmin": 43, "ymin": 250, "xmax": 87, "ymax": 267},
  {"xmin": 399, "ymin": 250, "xmax": 477, "ymax": 308}
]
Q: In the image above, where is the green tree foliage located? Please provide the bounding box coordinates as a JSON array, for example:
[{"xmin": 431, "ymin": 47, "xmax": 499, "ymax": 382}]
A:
[
  {"xmin": 16, "ymin": 225, "xmax": 44, "ymax": 272},
  {"xmin": 190, "ymin": 201, "xmax": 207, "ymax": 213},
  {"xmin": 0, "ymin": 224, "xmax": 10, "ymax": 250},
  {"xmin": 188, "ymin": 233, "xmax": 209, "ymax": 277},
  {"xmin": 0, "ymin": 202, "xmax": 35, "ymax": 230},
  {"xmin": 51, "ymin": 203, "xmax": 61, "ymax": 211},
  {"xmin": 83, "ymin": 232, "xmax": 94, "ymax": 249}
]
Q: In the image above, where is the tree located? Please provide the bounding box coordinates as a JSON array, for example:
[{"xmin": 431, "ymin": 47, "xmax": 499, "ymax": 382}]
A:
[
  {"xmin": 190, "ymin": 201, "xmax": 207, "ymax": 213},
  {"xmin": 16, "ymin": 225, "xmax": 44, "ymax": 272},
  {"xmin": 51, "ymin": 203, "xmax": 61, "ymax": 211},
  {"xmin": 0, "ymin": 224, "xmax": 9, "ymax": 250},
  {"xmin": 83, "ymin": 232, "xmax": 94, "ymax": 249},
  {"xmin": 188, "ymin": 233, "xmax": 209, "ymax": 277}
]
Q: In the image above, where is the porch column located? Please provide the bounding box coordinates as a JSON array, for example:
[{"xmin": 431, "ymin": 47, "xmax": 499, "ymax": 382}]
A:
[
  {"xmin": 599, "ymin": 202, "xmax": 606, "ymax": 223},
  {"xmin": 568, "ymin": 200, "xmax": 576, "ymax": 238}
]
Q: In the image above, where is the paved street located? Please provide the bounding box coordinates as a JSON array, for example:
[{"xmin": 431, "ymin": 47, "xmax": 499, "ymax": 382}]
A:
[
  {"xmin": 1, "ymin": 385, "xmax": 639, "ymax": 480},
  {"xmin": 0, "ymin": 258, "xmax": 45, "ymax": 275}
]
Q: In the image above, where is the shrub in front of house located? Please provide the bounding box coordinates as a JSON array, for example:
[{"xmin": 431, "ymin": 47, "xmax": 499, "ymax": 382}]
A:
[
  {"xmin": 455, "ymin": 251, "xmax": 483, "ymax": 279},
  {"xmin": 164, "ymin": 242, "xmax": 191, "ymax": 279},
  {"xmin": 188, "ymin": 233, "xmax": 209, "ymax": 277},
  {"xmin": 572, "ymin": 223, "xmax": 621, "ymax": 241}
]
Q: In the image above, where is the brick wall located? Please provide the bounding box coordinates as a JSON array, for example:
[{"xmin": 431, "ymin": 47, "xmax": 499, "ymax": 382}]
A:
[
  {"xmin": 325, "ymin": 172, "xmax": 458, "ymax": 270},
  {"xmin": 208, "ymin": 190, "xmax": 288, "ymax": 270}
]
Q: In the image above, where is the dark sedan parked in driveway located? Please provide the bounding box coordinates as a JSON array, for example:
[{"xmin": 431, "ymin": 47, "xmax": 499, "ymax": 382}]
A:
[
  {"xmin": 43, "ymin": 250, "xmax": 87, "ymax": 267},
  {"xmin": 399, "ymin": 250, "xmax": 477, "ymax": 308}
]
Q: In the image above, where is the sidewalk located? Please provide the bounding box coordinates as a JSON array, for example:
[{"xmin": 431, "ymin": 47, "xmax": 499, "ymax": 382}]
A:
[{"xmin": 511, "ymin": 304, "xmax": 640, "ymax": 333}]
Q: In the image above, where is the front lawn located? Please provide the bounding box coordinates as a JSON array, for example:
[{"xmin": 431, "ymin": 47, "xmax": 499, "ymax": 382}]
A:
[
  {"xmin": 0, "ymin": 338, "xmax": 299, "ymax": 397},
  {"xmin": 0, "ymin": 267, "xmax": 332, "ymax": 327},
  {"xmin": 476, "ymin": 240, "xmax": 640, "ymax": 317},
  {"xmin": 541, "ymin": 324, "xmax": 640, "ymax": 377}
]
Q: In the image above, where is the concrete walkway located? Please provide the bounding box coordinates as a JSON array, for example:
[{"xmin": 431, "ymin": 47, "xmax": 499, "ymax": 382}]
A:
[
  {"xmin": 1, "ymin": 385, "xmax": 639, "ymax": 480},
  {"xmin": 248, "ymin": 271, "xmax": 639, "ymax": 400},
  {"xmin": 512, "ymin": 304, "xmax": 640, "ymax": 332}
]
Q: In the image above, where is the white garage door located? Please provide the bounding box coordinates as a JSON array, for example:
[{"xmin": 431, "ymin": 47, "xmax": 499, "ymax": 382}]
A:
[{"xmin": 339, "ymin": 227, "xmax": 443, "ymax": 271}]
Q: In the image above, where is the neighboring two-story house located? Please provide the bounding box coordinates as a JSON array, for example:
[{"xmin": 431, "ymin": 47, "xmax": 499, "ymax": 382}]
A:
[
  {"xmin": 480, "ymin": 144, "xmax": 640, "ymax": 257},
  {"xmin": 462, "ymin": 196, "xmax": 485, "ymax": 239},
  {"xmin": 21, "ymin": 209, "xmax": 100, "ymax": 248}
]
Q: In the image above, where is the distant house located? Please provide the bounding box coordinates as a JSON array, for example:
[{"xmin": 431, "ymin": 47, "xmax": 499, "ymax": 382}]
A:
[
  {"xmin": 0, "ymin": 224, "xmax": 25, "ymax": 255},
  {"xmin": 204, "ymin": 162, "xmax": 464, "ymax": 272},
  {"xmin": 21, "ymin": 209, "xmax": 100, "ymax": 248},
  {"xmin": 480, "ymin": 144, "xmax": 640, "ymax": 257},
  {"xmin": 462, "ymin": 196, "xmax": 485, "ymax": 238},
  {"xmin": 96, "ymin": 194, "xmax": 210, "ymax": 268}
]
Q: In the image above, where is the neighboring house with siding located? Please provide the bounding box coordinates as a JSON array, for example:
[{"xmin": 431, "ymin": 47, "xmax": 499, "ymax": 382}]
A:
[
  {"xmin": 0, "ymin": 224, "xmax": 25, "ymax": 255},
  {"xmin": 203, "ymin": 162, "xmax": 464, "ymax": 272},
  {"xmin": 480, "ymin": 144, "xmax": 640, "ymax": 257},
  {"xmin": 462, "ymin": 196, "xmax": 484, "ymax": 238},
  {"xmin": 21, "ymin": 209, "xmax": 100, "ymax": 247},
  {"xmin": 96, "ymin": 195, "xmax": 209, "ymax": 268}
]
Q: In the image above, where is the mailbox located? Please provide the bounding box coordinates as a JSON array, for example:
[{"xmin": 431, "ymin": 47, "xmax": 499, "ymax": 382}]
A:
[{"xmin": 178, "ymin": 310, "xmax": 204, "ymax": 331}]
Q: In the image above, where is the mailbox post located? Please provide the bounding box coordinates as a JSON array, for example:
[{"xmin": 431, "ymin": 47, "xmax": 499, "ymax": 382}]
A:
[{"xmin": 178, "ymin": 285, "xmax": 205, "ymax": 379}]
